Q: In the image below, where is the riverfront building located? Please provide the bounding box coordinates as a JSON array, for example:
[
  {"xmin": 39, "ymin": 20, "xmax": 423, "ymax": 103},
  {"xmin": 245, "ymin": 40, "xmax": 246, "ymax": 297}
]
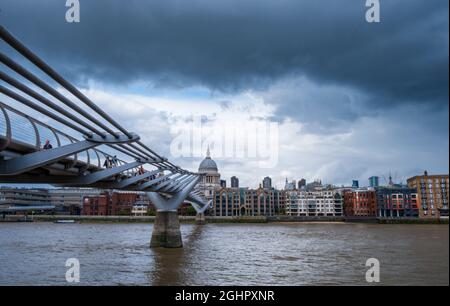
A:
[
  {"xmin": 0, "ymin": 187, "xmax": 50, "ymax": 207},
  {"xmin": 49, "ymin": 188, "xmax": 101, "ymax": 215},
  {"xmin": 213, "ymin": 187, "xmax": 285, "ymax": 216},
  {"xmin": 407, "ymin": 171, "xmax": 449, "ymax": 218},
  {"xmin": 343, "ymin": 188, "xmax": 377, "ymax": 217},
  {"xmin": 83, "ymin": 191, "xmax": 151, "ymax": 216},
  {"xmin": 285, "ymin": 184, "xmax": 343, "ymax": 217},
  {"xmin": 213, "ymin": 187, "xmax": 245, "ymax": 216},
  {"xmin": 244, "ymin": 187, "xmax": 285, "ymax": 216},
  {"xmin": 374, "ymin": 185, "xmax": 419, "ymax": 218},
  {"xmin": 0, "ymin": 187, "xmax": 53, "ymax": 213},
  {"xmin": 0, "ymin": 187, "xmax": 104, "ymax": 215},
  {"xmin": 82, "ymin": 194, "xmax": 109, "ymax": 215},
  {"xmin": 131, "ymin": 199, "xmax": 150, "ymax": 216}
]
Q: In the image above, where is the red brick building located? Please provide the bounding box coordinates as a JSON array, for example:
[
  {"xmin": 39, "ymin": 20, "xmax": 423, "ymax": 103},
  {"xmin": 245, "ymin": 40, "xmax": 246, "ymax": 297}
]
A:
[
  {"xmin": 83, "ymin": 194, "xmax": 109, "ymax": 215},
  {"xmin": 344, "ymin": 189, "xmax": 377, "ymax": 217},
  {"xmin": 83, "ymin": 192, "xmax": 149, "ymax": 216},
  {"xmin": 110, "ymin": 192, "xmax": 139, "ymax": 215}
]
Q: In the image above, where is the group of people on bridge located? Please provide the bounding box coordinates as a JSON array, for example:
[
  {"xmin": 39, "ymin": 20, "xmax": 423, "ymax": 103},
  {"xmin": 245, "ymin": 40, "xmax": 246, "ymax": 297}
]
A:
[
  {"xmin": 103, "ymin": 155, "xmax": 119, "ymax": 168},
  {"xmin": 40, "ymin": 139, "xmax": 159, "ymax": 181},
  {"xmin": 134, "ymin": 165, "xmax": 157, "ymax": 181}
]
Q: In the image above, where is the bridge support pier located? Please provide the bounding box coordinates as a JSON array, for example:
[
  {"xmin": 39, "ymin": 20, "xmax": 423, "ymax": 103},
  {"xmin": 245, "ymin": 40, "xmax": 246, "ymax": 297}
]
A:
[
  {"xmin": 146, "ymin": 176, "xmax": 200, "ymax": 248},
  {"xmin": 195, "ymin": 213, "xmax": 206, "ymax": 225},
  {"xmin": 150, "ymin": 210, "xmax": 182, "ymax": 248}
]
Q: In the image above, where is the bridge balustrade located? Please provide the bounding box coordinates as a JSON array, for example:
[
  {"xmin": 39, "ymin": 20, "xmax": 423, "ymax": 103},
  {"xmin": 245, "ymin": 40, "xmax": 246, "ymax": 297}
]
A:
[{"xmin": 0, "ymin": 102, "xmax": 129, "ymax": 172}]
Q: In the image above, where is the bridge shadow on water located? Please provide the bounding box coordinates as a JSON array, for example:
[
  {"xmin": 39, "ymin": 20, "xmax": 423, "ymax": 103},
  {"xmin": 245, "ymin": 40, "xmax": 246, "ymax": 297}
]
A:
[{"xmin": 148, "ymin": 224, "xmax": 205, "ymax": 286}]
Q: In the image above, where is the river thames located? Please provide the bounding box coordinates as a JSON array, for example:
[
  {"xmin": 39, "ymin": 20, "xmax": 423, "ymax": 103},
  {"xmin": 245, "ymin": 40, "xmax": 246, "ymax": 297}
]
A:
[{"xmin": 0, "ymin": 222, "xmax": 448, "ymax": 286}]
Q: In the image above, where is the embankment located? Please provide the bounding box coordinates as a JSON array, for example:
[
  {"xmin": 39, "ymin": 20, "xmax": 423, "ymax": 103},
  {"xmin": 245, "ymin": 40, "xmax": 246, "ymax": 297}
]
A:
[{"xmin": 3, "ymin": 214, "xmax": 447, "ymax": 224}]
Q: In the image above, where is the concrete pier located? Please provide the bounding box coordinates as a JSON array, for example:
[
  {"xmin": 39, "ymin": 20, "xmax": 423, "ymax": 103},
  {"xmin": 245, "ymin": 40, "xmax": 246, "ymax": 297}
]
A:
[
  {"xmin": 195, "ymin": 213, "xmax": 206, "ymax": 225},
  {"xmin": 150, "ymin": 211, "xmax": 182, "ymax": 248},
  {"xmin": 146, "ymin": 176, "xmax": 201, "ymax": 248}
]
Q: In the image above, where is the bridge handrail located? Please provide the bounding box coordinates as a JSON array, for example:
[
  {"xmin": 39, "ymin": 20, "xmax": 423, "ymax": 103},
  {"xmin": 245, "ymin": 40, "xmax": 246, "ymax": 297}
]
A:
[
  {"xmin": 0, "ymin": 25, "xmax": 192, "ymax": 175},
  {"xmin": 0, "ymin": 101, "xmax": 146, "ymax": 175}
]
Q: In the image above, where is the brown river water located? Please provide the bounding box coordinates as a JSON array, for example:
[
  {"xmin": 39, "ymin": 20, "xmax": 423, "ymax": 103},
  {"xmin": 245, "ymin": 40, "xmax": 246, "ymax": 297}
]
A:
[{"xmin": 0, "ymin": 222, "xmax": 448, "ymax": 285}]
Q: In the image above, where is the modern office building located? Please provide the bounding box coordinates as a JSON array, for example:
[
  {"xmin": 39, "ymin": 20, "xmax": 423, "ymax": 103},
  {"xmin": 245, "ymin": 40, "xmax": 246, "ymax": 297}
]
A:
[
  {"xmin": 262, "ymin": 176, "xmax": 272, "ymax": 189},
  {"xmin": 407, "ymin": 171, "xmax": 449, "ymax": 218},
  {"xmin": 344, "ymin": 188, "xmax": 377, "ymax": 217},
  {"xmin": 49, "ymin": 188, "xmax": 102, "ymax": 215},
  {"xmin": 220, "ymin": 180, "xmax": 227, "ymax": 188},
  {"xmin": 0, "ymin": 187, "xmax": 53, "ymax": 213},
  {"xmin": 0, "ymin": 187, "xmax": 50, "ymax": 207},
  {"xmin": 230, "ymin": 176, "xmax": 239, "ymax": 188},
  {"xmin": 368, "ymin": 176, "xmax": 379, "ymax": 188},
  {"xmin": 352, "ymin": 180, "xmax": 359, "ymax": 189}
]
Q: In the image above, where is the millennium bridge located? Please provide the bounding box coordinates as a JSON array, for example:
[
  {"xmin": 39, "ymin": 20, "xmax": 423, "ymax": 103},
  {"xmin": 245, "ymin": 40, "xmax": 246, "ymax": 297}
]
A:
[{"xmin": 0, "ymin": 26, "xmax": 210, "ymax": 248}]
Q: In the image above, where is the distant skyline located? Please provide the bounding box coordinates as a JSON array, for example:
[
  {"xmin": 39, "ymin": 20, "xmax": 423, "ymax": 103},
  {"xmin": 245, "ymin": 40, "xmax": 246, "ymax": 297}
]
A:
[{"xmin": 0, "ymin": 0, "xmax": 448, "ymax": 188}]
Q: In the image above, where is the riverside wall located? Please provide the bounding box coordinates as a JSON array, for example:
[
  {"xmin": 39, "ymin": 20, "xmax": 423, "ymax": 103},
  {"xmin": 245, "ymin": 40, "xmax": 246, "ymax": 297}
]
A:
[{"xmin": 2, "ymin": 214, "xmax": 447, "ymax": 224}]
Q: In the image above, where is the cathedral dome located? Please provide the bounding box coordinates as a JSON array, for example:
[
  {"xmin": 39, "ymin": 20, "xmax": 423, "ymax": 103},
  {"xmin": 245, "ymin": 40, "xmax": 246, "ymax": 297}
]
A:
[{"xmin": 198, "ymin": 147, "xmax": 218, "ymax": 173}]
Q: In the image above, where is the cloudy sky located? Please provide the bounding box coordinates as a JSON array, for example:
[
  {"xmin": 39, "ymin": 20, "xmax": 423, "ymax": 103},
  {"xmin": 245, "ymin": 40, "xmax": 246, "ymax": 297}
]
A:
[{"xmin": 0, "ymin": 0, "xmax": 448, "ymax": 188}]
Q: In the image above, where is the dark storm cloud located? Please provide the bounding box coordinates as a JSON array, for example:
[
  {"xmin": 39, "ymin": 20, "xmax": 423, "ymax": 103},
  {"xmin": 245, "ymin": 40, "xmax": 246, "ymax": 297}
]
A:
[{"xmin": 0, "ymin": 0, "xmax": 448, "ymax": 107}]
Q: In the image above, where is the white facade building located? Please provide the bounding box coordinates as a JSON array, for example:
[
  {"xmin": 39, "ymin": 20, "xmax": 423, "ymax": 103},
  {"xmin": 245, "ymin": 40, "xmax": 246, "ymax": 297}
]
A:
[
  {"xmin": 285, "ymin": 187, "xmax": 343, "ymax": 217},
  {"xmin": 131, "ymin": 202, "xmax": 148, "ymax": 216}
]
